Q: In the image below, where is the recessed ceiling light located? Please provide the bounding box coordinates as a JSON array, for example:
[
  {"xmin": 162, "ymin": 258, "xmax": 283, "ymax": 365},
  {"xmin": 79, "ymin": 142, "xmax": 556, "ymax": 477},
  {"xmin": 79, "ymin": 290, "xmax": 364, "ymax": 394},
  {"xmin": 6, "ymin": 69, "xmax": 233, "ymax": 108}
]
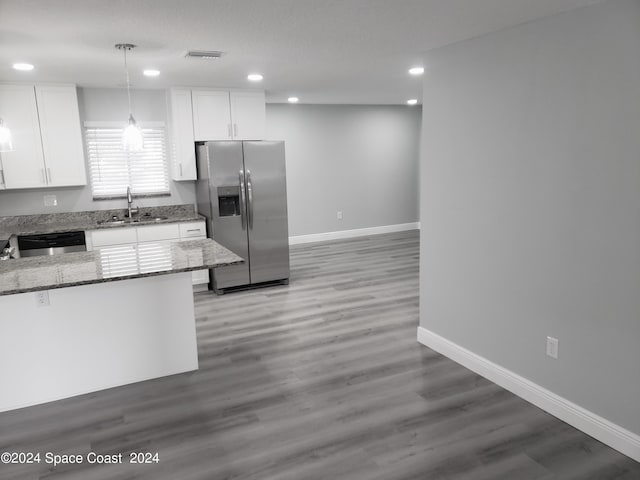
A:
[
  {"xmin": 13, "ymin": 63, "xmax": 34, "ymax": 71},
  {"xmin": 408, "ymin": 67, "xmax": 424, "ymax": 75},
  {"xmin": 287, "ymin": 97, "xmax": 299, "ymax": 103},
  {"xmin": 407, "ymin": 99, "xmax": 418, "ymax": 105},
  {"xmin": 143, "ymin": 69, "xmax": 160, "ymax": 77},
  {"xmin": 247, "ymin": 73, "xmax": 263, "ymax": 82}
]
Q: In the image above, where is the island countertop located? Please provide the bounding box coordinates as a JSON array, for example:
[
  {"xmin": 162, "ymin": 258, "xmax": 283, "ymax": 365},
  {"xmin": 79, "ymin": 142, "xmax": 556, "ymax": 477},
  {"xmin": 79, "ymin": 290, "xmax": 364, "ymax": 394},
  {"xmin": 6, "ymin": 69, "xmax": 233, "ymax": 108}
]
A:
[{"xmin": 0, "ymin": 238, "xmax": 243, "ymax": 296}]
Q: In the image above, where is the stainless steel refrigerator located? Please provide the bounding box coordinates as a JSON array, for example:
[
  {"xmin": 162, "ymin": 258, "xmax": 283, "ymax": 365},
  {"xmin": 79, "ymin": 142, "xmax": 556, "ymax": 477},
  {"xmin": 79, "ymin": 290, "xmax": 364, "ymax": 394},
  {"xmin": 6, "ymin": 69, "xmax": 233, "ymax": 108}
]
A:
[{"xmin": 195, "ymin": 141, "xmax": 290, "ymax": 293}]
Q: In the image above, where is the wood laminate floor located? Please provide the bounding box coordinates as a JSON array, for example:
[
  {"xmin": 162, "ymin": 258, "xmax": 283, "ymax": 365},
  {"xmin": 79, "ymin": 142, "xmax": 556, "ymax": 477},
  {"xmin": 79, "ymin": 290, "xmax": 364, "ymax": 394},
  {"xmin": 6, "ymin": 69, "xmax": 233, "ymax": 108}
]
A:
[{"xmin": 1, "ymin": 230, "xmax": 638, "ymax": 479}]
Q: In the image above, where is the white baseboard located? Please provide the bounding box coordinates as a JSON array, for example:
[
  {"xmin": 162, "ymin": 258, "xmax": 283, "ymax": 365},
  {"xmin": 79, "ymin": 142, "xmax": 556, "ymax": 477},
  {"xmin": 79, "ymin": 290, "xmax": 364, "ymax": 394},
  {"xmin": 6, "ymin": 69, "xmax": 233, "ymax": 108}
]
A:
[
  {"xmin": 289, "ymin": 222, "xmax": 420, "ymax": 245},
  {"xmin": 417, "ymin": 326, "xmax": 640, "ymax": 463}
]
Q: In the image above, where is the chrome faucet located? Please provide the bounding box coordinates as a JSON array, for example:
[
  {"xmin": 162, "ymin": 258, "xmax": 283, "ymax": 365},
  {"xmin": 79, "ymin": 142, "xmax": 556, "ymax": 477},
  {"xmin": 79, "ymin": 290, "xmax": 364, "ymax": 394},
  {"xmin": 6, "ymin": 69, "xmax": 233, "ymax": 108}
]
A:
[{"xmin": 126, "ymin": 186, "xmax": 138, "ymax": 218}]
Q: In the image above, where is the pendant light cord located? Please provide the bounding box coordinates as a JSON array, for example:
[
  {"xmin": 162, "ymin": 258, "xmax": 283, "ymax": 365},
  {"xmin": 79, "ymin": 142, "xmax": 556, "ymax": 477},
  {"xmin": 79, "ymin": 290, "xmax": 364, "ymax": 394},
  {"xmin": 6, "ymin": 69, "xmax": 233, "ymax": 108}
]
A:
[{"xmin": 123, "ymin": 46, "xmax": 133, "ymax": 116}]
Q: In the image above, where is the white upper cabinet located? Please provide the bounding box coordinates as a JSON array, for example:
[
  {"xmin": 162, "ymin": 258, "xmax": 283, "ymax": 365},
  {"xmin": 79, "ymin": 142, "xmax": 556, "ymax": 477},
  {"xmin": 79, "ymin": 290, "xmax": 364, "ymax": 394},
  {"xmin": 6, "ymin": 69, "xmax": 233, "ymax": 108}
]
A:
[
  {"xmin": 192, "ymin": 90, "xmax": 233, "ymax": 141},
  {"xmin": 229, "ymin": 91, "xmax": 266, "ymax": 140},
  {"xmin": 191, "ymin": 89, "xmax": 265, "ymax": 142},
  {"xmin": 0, "ymin": 84, "xmax": 86, "ymax": 189},
  {"xmin": 0, "ymin": 84, "xmax": 47, "ymax": 189},
  {"xmin": 168, "ymin": 89, "xmax": 197, "ymax": 181},
  {"xmin": 35, "ymin": 85, "xmax": 87, "ymax": 187},
  {"xmin": 168, "ymin": 88, "xmax": 266, "ymax": 181}
]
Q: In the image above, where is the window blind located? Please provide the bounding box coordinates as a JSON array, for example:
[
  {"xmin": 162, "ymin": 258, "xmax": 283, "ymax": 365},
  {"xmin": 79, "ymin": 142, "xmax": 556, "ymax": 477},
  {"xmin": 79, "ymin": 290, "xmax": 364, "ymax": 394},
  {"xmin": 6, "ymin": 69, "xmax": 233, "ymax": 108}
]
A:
[
  {"xmin": 98, "ymin": 243, "xmax": 173, "ymax": 278},
  {"xmin": 85, "ymin": 123, "xmax": 170, "ymax": 198}
]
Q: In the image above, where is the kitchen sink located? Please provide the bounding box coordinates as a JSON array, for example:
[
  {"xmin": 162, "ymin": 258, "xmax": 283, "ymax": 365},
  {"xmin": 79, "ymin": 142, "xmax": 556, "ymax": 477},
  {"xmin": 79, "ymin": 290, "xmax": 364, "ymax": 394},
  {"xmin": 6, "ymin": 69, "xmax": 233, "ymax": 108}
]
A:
[
  {"xmin": 97, "ymin": 218, "xmax": 138, "ymax": 225},
  {"xmin": 97, "ymin": 216, "xmax": 169, "ymax": 226}
]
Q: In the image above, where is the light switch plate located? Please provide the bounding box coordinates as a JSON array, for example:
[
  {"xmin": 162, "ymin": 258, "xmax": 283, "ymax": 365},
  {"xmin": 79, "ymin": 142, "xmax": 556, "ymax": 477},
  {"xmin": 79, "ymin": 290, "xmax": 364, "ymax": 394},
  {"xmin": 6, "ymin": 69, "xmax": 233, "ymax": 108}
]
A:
[{"xmin": 44, "ymin": 195, "xmax": 57, "ymax": 207}]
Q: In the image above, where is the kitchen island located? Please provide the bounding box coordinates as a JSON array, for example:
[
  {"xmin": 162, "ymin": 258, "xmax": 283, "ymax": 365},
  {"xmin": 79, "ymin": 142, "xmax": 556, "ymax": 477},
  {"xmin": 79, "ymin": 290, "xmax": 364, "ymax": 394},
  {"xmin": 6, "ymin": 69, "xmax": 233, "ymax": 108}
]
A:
[{"xmin": 0, "ymin": 239, "xmax": 243, "ymax": 413}]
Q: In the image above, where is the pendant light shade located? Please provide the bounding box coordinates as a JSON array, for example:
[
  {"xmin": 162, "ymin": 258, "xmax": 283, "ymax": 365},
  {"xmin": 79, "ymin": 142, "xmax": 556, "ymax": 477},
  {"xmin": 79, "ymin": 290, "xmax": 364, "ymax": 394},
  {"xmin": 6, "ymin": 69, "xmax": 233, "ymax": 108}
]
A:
[
  {"xmin": 123, "ymin": 113, "xmax": 143, "ymax": 152},
  {"xmin": 0, "ymin": 118, "xmax": 13, "ymax": 152},
  {"xmin": 115, "ymin": 43, "xmax": 143, "ymax": 152}
]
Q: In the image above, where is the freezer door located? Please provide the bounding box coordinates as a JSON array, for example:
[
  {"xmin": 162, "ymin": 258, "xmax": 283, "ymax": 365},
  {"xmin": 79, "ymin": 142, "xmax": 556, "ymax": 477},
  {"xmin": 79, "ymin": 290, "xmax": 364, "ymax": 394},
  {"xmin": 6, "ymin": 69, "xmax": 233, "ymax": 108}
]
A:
[
  {"xmin": 206, "ymin": 141, "xmax": 251, "ymax": 290},
  {"xmin": 243, "ymin": 141, "xmax": 290, "ymax": 283}
]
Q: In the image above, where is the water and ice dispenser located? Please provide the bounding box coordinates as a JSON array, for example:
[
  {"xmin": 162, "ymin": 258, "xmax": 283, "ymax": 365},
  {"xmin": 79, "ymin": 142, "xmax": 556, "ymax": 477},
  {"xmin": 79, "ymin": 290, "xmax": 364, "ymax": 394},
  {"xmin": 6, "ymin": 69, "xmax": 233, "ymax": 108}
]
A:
[{"xmin": 217, "ymin": 186, "xmax": 241, "ymax": 217}]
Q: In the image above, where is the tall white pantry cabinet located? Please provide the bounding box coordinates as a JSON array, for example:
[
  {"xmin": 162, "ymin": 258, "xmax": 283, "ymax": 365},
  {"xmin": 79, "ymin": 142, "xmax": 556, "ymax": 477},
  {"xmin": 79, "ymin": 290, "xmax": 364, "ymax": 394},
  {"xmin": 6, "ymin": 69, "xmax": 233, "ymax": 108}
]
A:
[{"xmin": 0, "ymin": 84, "xmax": 87, "ymax": 189}]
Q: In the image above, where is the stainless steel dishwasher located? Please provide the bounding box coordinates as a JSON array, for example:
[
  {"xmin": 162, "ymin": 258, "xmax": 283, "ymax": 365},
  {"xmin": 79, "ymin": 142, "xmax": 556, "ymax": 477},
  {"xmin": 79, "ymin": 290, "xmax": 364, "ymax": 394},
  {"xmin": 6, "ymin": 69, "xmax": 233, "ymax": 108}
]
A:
[{"xmin": 17, "ymin": 231, "xmax": 87, "ymax": 257}]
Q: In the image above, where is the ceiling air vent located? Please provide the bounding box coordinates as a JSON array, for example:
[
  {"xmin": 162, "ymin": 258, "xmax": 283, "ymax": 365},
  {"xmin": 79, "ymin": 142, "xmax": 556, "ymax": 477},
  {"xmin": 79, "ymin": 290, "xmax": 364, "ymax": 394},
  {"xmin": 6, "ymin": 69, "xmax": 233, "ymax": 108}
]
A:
[{"xmin": 185, "ymin": 50, "xmax": 226, "ymax": 59}]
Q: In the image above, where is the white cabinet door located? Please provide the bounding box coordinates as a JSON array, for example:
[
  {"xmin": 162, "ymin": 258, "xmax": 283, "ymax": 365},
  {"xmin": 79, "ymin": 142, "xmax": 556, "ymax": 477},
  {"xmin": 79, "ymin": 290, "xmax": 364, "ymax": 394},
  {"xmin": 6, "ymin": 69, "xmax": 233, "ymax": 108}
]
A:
[
  {"xmin": 168, "ymin": 89, "xmax": 196, "ymax": 181},
  {"xmin": 136, "ymin": 241, "xmax": 174, "ymax": 274},
  {"xmin": 192, "ymin": 90, "xmax": 232, "ymax": 141},
  {"xmin": 0, "ymin": 85, "xmax": 47, "ymax": 189},
  {"xmin": 230, "ymin": 91, "xmax": 266, "ymax": 140},
  {"xmin": 179, "ymin": 238, "xmax": 209, "ymax": 285},
  {"xmin": 178, "ymin": 221, "xmax": 208, "ymax": 285},
  {"xmin": 136, "ymin": 223, "xmax": 180, "ymax": 242},
  {"xmin": 96, "ymin": 244, "xmax": 139, "ymax": 278},
  {"xmin": 88, "ymin": 227, "xmax": 138, "ymax": 248},
  {"xmin": 35, "ymin": 85, "xmax": 87, "ymax": 187}
]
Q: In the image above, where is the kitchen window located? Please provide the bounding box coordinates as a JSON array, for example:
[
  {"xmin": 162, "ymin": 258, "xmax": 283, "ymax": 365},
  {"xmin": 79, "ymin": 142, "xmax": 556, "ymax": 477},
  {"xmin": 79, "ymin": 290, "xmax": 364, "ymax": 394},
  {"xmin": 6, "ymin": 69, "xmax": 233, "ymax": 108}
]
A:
[{"xmin": 85, "ymin": 121, "xmax": 170, "ymax": 199}]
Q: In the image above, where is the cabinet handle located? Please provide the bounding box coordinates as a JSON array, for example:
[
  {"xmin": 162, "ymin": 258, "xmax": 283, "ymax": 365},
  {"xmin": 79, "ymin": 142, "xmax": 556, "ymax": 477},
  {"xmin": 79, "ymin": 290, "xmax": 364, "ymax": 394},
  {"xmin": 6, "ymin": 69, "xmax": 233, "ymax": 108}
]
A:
[
  {"xmin": 179, "ymin": 163, "xmax": 183, "ymax": 177},
  {"xmin": 186, "ymin": 229, "xmax": 201, "ymax": 232},
  {"xmin": 228, "ymin": 124, "xmax": 232, "ymax": 138},
  {"xmin": 0, "ymin": 169, "xmax": 4, "ymax": 186},
  {"xmin": 47, "ymin": 168, "xmax": 52, "ymax": 184},
  {"xmin": 41, "ymin": 168, "xmax": 46, "ymax": 184},
  {"xmin": 234, "ymin": 124, "xmax": 238, "ymax": 137}
]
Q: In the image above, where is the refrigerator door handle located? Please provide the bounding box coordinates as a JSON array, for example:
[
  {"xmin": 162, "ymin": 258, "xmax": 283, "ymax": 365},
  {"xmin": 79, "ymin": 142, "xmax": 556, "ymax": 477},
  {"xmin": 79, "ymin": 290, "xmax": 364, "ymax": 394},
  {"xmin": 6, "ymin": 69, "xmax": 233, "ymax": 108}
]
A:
[
  {"xmin": 239, "ymin": 170, "xmax": 247, "ymax": 230},
  {"xmin": 246, "ymin": 170, "xmax": 254, "ymax": 229}
]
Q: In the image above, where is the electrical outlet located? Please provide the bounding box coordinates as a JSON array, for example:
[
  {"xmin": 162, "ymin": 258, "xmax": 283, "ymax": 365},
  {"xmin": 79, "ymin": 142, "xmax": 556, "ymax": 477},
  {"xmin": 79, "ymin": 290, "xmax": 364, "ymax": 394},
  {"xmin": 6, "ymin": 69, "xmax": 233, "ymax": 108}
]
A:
[
  {"xmin": 337, "ymin": 211, "xmax": 343, "ymax": 220},
  {"xmin": 546, "ymin": 336, "xmax": 559, "ymax": 359},
  {"xmin": 44, "ymin": 195, "xmax": 57, "ymax": 207},
  {"xmin": 35, "ymin": 291, "xmax": 50, "ymax": 307}
]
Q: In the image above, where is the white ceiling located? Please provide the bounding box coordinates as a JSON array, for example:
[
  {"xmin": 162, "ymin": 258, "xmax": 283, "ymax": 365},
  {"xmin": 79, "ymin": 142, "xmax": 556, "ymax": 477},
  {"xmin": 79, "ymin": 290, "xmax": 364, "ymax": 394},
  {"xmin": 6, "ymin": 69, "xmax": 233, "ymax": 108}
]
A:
[{"xmin": 0, "ymin": 0, "xmax": 602, "ymax": 104}]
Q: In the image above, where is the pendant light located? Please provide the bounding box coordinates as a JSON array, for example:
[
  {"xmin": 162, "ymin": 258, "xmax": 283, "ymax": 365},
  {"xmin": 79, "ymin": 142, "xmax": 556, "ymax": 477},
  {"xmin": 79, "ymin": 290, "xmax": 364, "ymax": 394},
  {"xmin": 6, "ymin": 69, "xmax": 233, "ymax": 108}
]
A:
[
  {"xmin": 0, "ymin": 118, "xmax": 13, "ymax": 152},
  {"xmin": 115, "ymin": 43, "xmax": 143, "ymax": 152}
]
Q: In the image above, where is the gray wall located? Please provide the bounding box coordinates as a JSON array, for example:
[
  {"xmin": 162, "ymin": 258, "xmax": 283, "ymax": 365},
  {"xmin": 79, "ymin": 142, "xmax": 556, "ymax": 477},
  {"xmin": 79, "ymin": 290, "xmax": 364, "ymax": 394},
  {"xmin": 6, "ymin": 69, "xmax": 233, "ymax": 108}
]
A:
[
  {"xmin": 419, "ymin": 0, "xmax": 640, "ymax": 435},
  {"xmin": 0, "ymin": 88, "xmax": 196, "ymax": 216},
  {"xmin": 266, "ymin": 104, "xmax": 421, "ymax": 237}
]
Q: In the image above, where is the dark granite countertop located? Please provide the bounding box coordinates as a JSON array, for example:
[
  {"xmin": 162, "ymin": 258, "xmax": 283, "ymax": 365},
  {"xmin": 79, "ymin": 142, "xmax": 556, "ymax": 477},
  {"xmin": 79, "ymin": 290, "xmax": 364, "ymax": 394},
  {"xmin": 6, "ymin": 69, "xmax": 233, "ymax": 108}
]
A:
[
  {"xmin": 0, "ymin": 239, "xmax": 243, "ymax": 296},
  {"xmin": 0, "ymin": 205, "xmax": 205, "ymax": 238}
]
